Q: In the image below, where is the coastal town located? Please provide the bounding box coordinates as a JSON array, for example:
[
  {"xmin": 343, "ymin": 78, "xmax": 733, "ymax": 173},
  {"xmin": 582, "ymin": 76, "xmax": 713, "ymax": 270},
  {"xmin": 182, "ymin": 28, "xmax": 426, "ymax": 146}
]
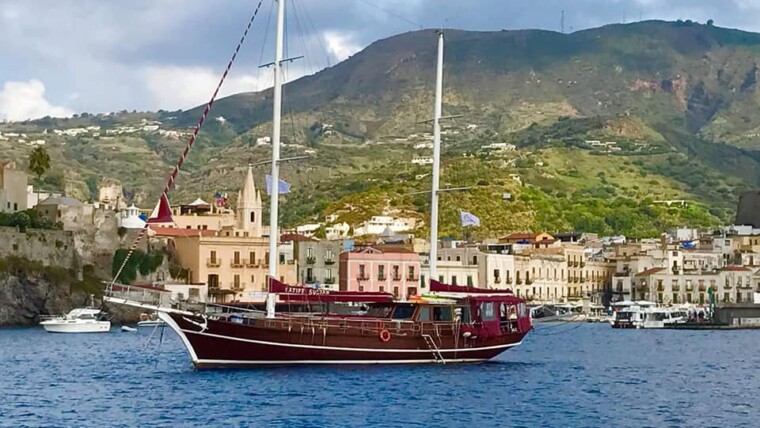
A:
[{"xmin": 4, "ymin": 157, "xmax": 760, "ymax": 314}]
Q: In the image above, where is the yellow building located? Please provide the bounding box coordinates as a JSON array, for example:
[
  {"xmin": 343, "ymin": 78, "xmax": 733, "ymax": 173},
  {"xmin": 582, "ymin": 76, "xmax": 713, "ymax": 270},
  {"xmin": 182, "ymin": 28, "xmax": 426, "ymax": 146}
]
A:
[{"xmin": 165, "ymin": 167, "xmax": 296, "ymax": 302}]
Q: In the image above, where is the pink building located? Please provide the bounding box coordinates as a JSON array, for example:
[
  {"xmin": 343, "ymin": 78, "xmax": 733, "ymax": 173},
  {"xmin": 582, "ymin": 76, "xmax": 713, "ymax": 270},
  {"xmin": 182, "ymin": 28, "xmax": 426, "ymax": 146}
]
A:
[{"xmin": 339, "ymin": 246, "xmax": 421, "ymax": 299}]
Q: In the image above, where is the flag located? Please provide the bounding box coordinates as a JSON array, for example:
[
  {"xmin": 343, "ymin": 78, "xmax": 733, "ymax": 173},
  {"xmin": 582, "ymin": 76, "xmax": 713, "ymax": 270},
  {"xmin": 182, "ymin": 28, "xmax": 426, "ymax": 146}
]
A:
[
  {"xmin": 265, "ymin": 175, "xmax": 291, "ymax": 195},
  {"xmin": 214, "ymin": 191, "xmax": 228, "ymax": 208},
  {"xmin": 460, "ymin": 211, "xmax": 480, "ymax": 227}
]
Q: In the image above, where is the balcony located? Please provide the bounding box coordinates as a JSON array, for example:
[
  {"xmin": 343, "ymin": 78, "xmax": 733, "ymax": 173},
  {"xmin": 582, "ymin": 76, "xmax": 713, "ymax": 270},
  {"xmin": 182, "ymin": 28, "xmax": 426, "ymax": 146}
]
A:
[
  {"xmin": 305, "ymin": 277, "xmax": 316, "ymax": 284},
  {"xmin": 245, "ymin": 259, "xmax": 257, "ymax": 268},
  {"xmin": 516, "ymin": 279, "xmax": 523, "ymax": 285},
  {"xmin": 324, "ymin": 258, "xmax": 336, "ymax": 265},
  {"xmin": 258, "ymin": 259, "xmax": 268, "ymax": 267},
  {"xmin": 579, "ymin": 276, "xmax": 585, "ymax": 283},
  {"xmin": 324, "ymin": 277, "xmax": 336, "ymax": 285},
  {"xmin": 494, "ymin": 277, "xmax": 502, "ymax": 284},
  {"xmin": 378, "ymin": 275, "xmax": 387, "ymax": 281},
  {"xmin": 392, "ymin": 275, "xmax": 402, "ymax": 282},
  {"xmin": 567, "ymin": 260, "xmax": 572, "ymax": 267},
  {"xmin": 699, "ymin": 285, "xmax": 707, "ymax": 292},
  {"xmin": 505, "ymin": 278, "xmax": 512, "ymax": 284},
  {"xmin": 206, "ymin": 258, "xmax": 221, "ymax": 268},
  {"xmin": 580, "ymin": 262, "xmax": 586, "ymax": 268},
  {"xmin": 526, "ymin": 279, "xmax": 533, "ymax": 285},
  {"xmin": 725, "ymin": 283, "xmax": 732, "ymax": 289},
  {"xmin": 685, "ymin": 284, "xmax": 693, "ymax": 292},
  {"xmin": 357, "ymin": 275, "xmax": 369, "ymax": 282},
  {"xmin": 230, "ymin": 282, "xmax": 246, "ymax": 291},
  {"xmin": 306, "ymin": 256, "xmax": 316, "ymax": 265},
  {"xmin": 407, "ymin": 276, "xmax": 418, "ymax": 281},
  {"xmin": 672, "ymin": 285, "xmax": 681, "ymax": 292},
  {"xmin": 231, "ymin": 259, "xmax": 245, "ymax": 268},
  {"xmin": 671, "ymin": 266, "xmax": 680, "ymax": 274}
]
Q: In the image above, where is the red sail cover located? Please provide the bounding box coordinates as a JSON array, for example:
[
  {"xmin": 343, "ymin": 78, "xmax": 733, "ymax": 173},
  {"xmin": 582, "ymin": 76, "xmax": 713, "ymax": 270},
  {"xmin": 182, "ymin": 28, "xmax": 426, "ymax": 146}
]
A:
[
  {"xmin": 430, "ymin": 279, "xmax": 513, "ymax": 294},
  {"xmin": 147, "ymin": 193, "xmax": 174, "ymax": 224},
  {"xmin": 268, "ymin": 278, "xmax": 393, "ymax": 303}
]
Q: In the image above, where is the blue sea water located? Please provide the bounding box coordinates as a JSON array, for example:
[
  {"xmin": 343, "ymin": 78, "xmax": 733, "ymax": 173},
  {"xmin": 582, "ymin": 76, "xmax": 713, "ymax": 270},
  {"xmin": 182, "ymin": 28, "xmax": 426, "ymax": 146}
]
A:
[{"xmin": 1, "ymin": 323, "xmax": 758, "ymax": 427}]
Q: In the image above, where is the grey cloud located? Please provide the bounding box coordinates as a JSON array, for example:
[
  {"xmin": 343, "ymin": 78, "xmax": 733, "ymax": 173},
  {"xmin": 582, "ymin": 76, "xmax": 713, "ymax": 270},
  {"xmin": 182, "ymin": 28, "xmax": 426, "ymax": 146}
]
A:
[{"xmin": 0, "ymin": 0, "xmax": 756, "ymax": 116}]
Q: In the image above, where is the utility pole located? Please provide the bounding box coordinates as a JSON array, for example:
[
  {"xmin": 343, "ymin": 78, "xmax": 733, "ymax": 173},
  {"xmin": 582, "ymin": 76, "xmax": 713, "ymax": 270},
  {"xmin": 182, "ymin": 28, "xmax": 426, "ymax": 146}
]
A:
[{"xmin": 561, "ymin": 10, "xmax": 565, "ymax": 34}]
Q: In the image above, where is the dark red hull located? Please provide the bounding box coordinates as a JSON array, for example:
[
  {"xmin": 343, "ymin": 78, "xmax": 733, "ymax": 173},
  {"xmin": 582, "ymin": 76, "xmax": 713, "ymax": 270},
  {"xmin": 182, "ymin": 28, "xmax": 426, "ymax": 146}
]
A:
[{"xmin": 160, "ymin": 312, "xmax": 529, "ymax": 367}]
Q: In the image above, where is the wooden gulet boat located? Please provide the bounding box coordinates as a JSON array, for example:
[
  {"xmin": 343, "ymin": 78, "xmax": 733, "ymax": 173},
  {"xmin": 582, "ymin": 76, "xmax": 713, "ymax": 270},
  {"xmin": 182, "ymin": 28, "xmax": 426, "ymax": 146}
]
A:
[
  {"xmin": 156, "ymin": 279, "xmax": 531, "ymax": 367},
  {"xmin": 105, "ymin": 2, "xmax": 532, "ymax": 367}
]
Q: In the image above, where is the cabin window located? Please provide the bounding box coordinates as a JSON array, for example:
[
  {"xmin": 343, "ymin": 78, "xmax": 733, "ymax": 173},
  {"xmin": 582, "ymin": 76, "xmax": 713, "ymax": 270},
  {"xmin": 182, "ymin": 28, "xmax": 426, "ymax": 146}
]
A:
[
  {"xmin": 459, "ymin": 306, "xmax": 471, "ymax": 323},
  {"xmin": 433, "ymin": 306, "xmax": 453, "ymax": 322},
  {"xmin": 392, "ymin": 304, "xmax": 415, "ymax": 319},
  {"xmin": 417, "ymin": 306, "xmax": 431, "ymax": 321},
  {"xmin": 480, "ymin": 302, "xmax": 496, "ymax": 321}
]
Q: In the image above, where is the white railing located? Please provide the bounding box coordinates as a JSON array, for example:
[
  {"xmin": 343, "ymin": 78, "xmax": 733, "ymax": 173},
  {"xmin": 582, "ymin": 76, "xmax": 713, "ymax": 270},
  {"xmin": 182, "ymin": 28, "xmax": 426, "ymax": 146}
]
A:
[{"xmin": 105, "ymin": 282, "xmax": 172, "ymax": 308}]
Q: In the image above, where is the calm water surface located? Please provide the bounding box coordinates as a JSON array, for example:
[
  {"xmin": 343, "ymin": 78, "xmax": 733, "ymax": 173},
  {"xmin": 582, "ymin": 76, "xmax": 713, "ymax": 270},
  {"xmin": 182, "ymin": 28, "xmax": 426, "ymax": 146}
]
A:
[{"xmin": 1, "ymin": 323, "xmax": 758, "ymax": 427}]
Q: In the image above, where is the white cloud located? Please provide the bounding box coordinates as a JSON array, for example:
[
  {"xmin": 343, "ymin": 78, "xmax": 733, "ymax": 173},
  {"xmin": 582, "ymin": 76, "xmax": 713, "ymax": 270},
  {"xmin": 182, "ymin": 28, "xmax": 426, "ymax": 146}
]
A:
[
  {"xmin": 141, "ymin": 65, "xmax": 309, "ymax": 110},
  {"xmin": 0, "ymin": 79, "xmax": 72, "ymax": 121},
  {"xmin": 323, "ymin": 31, "xmax": 361, "ymax": 62}
]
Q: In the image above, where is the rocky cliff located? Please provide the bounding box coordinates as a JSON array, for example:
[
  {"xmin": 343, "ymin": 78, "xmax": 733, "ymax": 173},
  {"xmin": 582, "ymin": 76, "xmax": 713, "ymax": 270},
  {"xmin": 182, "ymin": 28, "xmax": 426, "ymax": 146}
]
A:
[{"xmin": 0, "ymin": 272, "xmax": 85, "ymax": 326}]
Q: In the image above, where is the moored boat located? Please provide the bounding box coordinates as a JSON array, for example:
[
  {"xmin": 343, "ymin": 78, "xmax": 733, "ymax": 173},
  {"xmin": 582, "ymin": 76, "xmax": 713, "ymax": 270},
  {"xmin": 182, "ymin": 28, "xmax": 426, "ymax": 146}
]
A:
[{"xmin": 40, "ymin": 307, "xmax": 111, "ymax": 333}]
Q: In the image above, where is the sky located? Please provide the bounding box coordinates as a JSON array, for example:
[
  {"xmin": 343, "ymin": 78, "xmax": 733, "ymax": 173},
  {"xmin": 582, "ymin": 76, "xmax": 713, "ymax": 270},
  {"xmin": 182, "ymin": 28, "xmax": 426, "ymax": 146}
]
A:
[{"xmin": 1, "ymin": 0, "xmax": 760, "ymax": 121}]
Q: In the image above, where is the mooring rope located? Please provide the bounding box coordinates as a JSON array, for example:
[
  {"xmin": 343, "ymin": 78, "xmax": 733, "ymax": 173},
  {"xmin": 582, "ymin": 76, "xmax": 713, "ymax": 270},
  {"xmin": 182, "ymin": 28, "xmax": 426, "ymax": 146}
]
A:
[{"xmin": 108, "ymin": 0, "xmax": 265, "ymax": 289}]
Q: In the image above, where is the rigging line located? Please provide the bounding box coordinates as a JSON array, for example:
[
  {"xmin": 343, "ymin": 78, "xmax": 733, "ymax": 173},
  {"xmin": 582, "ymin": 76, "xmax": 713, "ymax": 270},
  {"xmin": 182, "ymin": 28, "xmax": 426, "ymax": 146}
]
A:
[
  {"xmin": 354, "ymin": 0, "xmax": 423, "ymax": 30},
  {"xmin": 109, "ymin": 0, "xmax": 265, "ymax": 287},
  {"xmin": 290, "ymin": 0, "xmax": 315, "ymax": 76},
  {"xmin": 256, "ymin": 0, "xmax": 275, "ymax": 92},
  {"xmin": 298, "ymin": 0, "xmax": 331, "ymax": 68}
]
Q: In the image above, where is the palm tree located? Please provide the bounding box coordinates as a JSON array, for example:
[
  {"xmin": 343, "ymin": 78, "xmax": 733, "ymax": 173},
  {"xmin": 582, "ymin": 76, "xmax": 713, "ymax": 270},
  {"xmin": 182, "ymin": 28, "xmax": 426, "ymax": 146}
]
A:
[{"xmin": 29, "ymin": 146, "xmax": 51, "ymax": 179}]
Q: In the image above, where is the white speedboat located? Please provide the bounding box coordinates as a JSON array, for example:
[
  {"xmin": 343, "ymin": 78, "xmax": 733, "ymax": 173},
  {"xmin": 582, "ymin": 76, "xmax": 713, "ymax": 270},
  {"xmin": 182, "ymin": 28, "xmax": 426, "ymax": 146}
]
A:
[
  {"xmin": 137, "ymin": 313, "xmax": 166, "ymax": 327},
  {"xmin": 40, "ymin": 308, "xmax": 111, "ymax": 333},
  {"xmin": 610, "ymin": 301, "xmax": 656, "ymax": 329}
]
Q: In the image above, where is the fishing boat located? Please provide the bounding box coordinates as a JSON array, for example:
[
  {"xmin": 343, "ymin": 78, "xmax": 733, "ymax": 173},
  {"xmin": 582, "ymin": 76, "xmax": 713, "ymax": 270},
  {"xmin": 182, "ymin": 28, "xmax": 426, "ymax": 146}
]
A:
[{"xmin": 105, "ymin": 1, "xmax": 531, "ymax": 367}]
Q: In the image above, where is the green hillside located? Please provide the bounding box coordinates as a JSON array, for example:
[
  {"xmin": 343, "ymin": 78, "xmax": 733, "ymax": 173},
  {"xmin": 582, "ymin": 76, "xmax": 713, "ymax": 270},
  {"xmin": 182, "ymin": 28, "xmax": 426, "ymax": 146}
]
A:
[{"xmin": 3, "ymin": 20, "xmax": 760, "ymax": 237}]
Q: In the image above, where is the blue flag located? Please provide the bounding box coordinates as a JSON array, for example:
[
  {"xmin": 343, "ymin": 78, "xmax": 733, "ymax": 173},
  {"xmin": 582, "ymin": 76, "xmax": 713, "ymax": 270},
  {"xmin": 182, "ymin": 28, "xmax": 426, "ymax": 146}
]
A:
[
  {"xmin": 265, "ymin": 175, "xmax": 291, "ymax": 195},
  {"xmin": 460, "ymin": 211, "xmax": 480, "ymax": 227}
]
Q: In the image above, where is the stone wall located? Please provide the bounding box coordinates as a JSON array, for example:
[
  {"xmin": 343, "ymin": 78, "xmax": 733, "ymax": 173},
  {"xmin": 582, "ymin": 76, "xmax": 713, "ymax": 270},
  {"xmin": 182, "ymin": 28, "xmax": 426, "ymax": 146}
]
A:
[{"xmin": 0, "ymin": 227, "xmax": 77, "ymax": 268}]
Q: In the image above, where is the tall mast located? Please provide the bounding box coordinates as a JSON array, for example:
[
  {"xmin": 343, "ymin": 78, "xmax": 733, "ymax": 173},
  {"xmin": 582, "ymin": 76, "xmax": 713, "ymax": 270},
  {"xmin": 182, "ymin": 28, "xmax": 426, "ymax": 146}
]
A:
[
  {"xmin": 266, "ymin": 0, "xmax": 285, "ymax": 318},
  {"xmin": 429, "ymin": 31, "xmax": 444, "ymax": 285}
]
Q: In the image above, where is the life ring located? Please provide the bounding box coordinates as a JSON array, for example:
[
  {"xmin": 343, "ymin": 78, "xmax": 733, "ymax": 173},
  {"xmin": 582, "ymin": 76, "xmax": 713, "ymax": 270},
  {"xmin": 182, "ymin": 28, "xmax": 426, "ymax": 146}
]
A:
[{"xmin": 379, "ymin": 329, "xmax": 392, "ymax": 342}]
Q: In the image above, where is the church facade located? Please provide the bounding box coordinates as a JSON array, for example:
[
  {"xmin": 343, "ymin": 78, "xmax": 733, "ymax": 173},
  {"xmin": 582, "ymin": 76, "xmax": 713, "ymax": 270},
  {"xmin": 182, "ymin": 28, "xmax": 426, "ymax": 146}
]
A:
[{"xmin": 171, "ymin": 167, "xmax": 297, "ymax": 302}]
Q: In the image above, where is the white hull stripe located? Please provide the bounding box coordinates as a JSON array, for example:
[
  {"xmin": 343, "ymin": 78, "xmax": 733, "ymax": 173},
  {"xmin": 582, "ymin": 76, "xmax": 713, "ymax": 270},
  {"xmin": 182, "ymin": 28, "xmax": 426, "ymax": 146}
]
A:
[
  {"xmin": 195, "ymin": 358, "xmax": 489, "ymax": 366},
  {"xmin": 181, "ymin": 328, "xmax": 522, "ymax": 354}
]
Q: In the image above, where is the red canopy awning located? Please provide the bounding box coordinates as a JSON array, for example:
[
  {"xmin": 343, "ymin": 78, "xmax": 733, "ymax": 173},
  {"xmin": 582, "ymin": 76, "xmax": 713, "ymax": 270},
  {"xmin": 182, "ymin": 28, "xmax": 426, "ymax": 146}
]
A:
[{"xmin": 268, "ymin": 277, "xmax": 394, "ymax": 303}]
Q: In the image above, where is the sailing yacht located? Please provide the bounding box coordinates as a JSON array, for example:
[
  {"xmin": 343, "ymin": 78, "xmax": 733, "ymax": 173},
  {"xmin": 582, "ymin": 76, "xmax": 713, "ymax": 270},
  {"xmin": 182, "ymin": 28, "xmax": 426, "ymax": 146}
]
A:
[{"xmin": 105, "ymin": 4, "xmax": 531, "ymax": 367}]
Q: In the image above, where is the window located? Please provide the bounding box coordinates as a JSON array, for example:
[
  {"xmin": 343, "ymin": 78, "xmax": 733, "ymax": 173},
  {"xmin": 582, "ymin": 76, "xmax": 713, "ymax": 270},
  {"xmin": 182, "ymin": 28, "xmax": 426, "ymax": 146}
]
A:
[
  {"xmin": 234, "ymin": 251, "xmax": 240, "ymax": 264},
  {"xmin": 438, "ymin": 275, "xmax": 443, "ymax": 282},
  {"xmin": 250, "ymin": 212, "xmax": 255, "ymax": 223},
  {"xmin": 326, "ymin": 268, "xmax": 333, "ymax": 279},
  {"xmin": 421, "ymin": 274, "xmax": 426, "ymax": 288},
  {"xmin": 280, "ymin": 253, "xmax": 285, "ymax": 264},
  {"xmin": 251, "ymin": 275, "xmax": 255, "ymax": 283},
  {"xmin": 13, "ymin": 203, "xmax": 17, "ymax": 211},
  {"xmin": 378, "ymin": 265, "xmax": 385, "ymax": 280},
  {"xmin": 433, "ymin": 306, "xmax": 453, "ymax": 321},
  {"xmin": 233, "ymin": 274, "xmax": 241, "ymax": 288},
  {"xmin": 210, "ymin": 250, "xmax": 217, "ymax": 262},
  {"xmin": 392, "ymin": 304, "xmax": 415, "ymax": 319},
  {"xmin": 359, "ymin": 264, "xmax": 366, "ymax": 278},
  {"xmin": 189, "ymin": 288, "xmax": 200, "ymax": 299},
  {"xmin": 417, "ymin": 306, "xmax": 431, "ymax": 321},
  {"xmin": 392, "ymin": 265, "xmax": 400, "ymax": 279},
  {"xmin": 306, "ymin": 268, "xmax": 314, "ymax": 282},
  {"xmin": 207, "ymin": 274, "xmax": 219, "ymax": 288},
  {"xmin": 307, "ymin": 247, "xmax": 313, "ymax": 257},
  {"xmin": 480, "ymin": 302, "xmax": 496, "ymax": 321},
  {"xmin": 452, "ymin": 276, "xmax": 457, "ymax": 285},
  {"xmin": 467, "ymin": 275, "xmax": 473, "ymax": 286},
  {"xmin": 473, "ymin": 255, "xmax": 478, "ymax": 265},
  {"xmin": 408, "ymin": 287, "xmax": 417, "ymax": 297},
  {"xmin": 408, "ymin": 266, "xmax": 415, "ymax": 279},
  {"xmin": 250, "ymin": 252, "xmax": 256, "ymax": 264},
  {"xmin": 456, "ymin": 255, "xmax": 461, "ymax": 262},
  {"xmin": 393, "ymin": 286, "xmax": 399, "ymax": 298}
]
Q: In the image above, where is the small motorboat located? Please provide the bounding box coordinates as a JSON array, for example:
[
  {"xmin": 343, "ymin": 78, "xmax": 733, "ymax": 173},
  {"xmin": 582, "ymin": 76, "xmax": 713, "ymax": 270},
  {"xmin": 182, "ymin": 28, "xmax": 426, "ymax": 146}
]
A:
[
  {"xmin": 121, "ymin": 325, "xmax": 137, "ymax": 332},
  {"xmin": 40, "ymin": 307, "xmax": 111, "ymax": 333}
]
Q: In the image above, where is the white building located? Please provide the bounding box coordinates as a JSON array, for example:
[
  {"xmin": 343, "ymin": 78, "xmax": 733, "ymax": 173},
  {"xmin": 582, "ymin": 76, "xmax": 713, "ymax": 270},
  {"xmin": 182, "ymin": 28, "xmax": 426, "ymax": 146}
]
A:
[
  {"xmin": 326, "ymin": 222, "xmax": 350, "ymax": 240},
  {"xmin": 295, "ymin": 223, "xmax": 321, "ymax": 237},
  {"xmin": 354, "ymin": 216, "xmax": 416, "ymax": 236},
  {"xmin": 413, "ymin": 142, "xmax": 433, "ymax": 149},
  {"xmin": 256, "ymin": 136, "xmax": 271, "ymax": 145},
  {"xmin": 119, "ymin": 204, "xmax": 146, "ymax": 229},
  {"xmin": 411, "ymin": 157, "xmax": 433, "ymax": 165}
]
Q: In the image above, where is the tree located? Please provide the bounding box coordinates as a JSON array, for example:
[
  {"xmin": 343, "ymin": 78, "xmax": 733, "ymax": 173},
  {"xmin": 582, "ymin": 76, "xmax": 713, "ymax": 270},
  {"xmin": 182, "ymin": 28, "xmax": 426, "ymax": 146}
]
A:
[
  {"xmin": 28, "ymin": 146, "xmax": 51, "ymax": 179},
  {"xmin": 707, "ymin": 19, "xmax": 714, "ymax": 26}
]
